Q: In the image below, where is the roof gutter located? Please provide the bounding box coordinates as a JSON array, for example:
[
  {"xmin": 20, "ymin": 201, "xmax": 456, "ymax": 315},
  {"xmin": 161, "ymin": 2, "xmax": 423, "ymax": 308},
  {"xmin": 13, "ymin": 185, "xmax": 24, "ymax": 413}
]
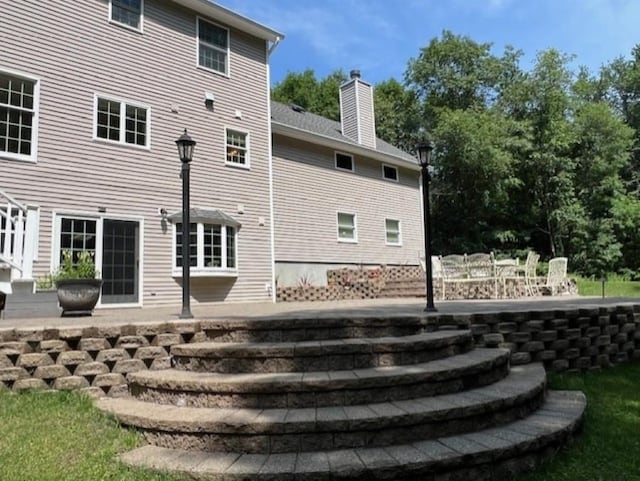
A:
[
  {"xmin": 171, "ymin": 0, "xmax": 284, "ymax": 43},
  {"xmin": 271, "ymin": 122, "xmax": 420, "ymax": 171}
]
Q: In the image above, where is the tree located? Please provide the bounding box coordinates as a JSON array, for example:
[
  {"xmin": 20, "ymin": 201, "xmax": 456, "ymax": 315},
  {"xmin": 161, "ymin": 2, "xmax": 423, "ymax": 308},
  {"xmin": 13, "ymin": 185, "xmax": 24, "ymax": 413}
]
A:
[{"xmin": 271, "ymin": 69, "xmax": 347, "ymax": 121}]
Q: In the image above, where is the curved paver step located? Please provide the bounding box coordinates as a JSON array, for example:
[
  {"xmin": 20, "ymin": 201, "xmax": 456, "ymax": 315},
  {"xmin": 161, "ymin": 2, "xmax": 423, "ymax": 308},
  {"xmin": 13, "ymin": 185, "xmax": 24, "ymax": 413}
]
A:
[
  {"xmin": 171, "ymin": 330, "xmax": 474, "ymax": 373},
  {"xmin": 198, "ymin": 317, "xmax": 469, "ymax": 343},
  {"xmin": 119, "ymin": 390, "xmax": 585, "ymax": 481},
  {"xmin": 98, "ymin": 364, "xmax": 546, "ymax": 453},
  {"xmin": 129, "ymin": 348, "xmax": 511, "ymax": 408}
]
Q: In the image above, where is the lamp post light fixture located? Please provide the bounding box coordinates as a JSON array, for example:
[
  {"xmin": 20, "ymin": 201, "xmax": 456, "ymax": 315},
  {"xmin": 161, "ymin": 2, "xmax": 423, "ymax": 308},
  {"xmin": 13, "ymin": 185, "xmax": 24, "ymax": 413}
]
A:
[
  {"xmin": 416, "ymin": 139, "xmax": 437, "ymax": 312},
  {"xmin": 176, "ymin": 129, "xmax": 196, "ymax": 319}
]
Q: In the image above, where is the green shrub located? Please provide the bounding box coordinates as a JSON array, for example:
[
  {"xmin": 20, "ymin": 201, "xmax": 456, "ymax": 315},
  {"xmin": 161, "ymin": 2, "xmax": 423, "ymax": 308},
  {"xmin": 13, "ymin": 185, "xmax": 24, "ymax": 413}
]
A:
[{"xmin": 53, "ymin": 250, "xmax": 99, "ymax": 281}]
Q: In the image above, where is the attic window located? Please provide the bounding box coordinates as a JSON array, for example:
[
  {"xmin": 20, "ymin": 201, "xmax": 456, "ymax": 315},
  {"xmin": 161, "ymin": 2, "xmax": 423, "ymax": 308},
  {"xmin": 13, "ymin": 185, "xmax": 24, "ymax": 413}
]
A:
[
  {"xmin": 382, "ymin": 164, "xmax": 398, "ymax": 182},
  {"xmin": 335, "ymin": 152, "xmax": 354, "ymax": 172}
]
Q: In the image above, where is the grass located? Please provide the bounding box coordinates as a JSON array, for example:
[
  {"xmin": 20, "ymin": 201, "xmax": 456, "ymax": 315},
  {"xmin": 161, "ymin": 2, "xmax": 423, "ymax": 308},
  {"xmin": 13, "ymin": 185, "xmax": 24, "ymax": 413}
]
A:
[
  {"xmin": 575, "ymin": 276, "xmax": 640, "ymax": 298},
  {"xmin": 1, "ymin": 364, "xmax": 639, "ymax": 480},
  {"xmin": 0, "ymin": 390, "xmax": 187, "ymax": 481},
  {"xmin": 523, "ymin": 361, "xmax": 640, "ymax": 481}
]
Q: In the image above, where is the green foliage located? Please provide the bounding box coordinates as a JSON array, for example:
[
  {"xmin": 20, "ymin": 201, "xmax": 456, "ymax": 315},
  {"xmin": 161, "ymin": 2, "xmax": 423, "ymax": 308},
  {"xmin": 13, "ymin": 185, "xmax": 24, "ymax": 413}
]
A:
[
  {"xmin": 271, "ymin": 69, "xmax": 347, "ymax": 121},
  {"xmin": 53, "ymin": 250, "xmax": 98, "ymax": 281},
  {"xmin": 0, "ymin": 391, "xmax": 188, "ymax": 481}
]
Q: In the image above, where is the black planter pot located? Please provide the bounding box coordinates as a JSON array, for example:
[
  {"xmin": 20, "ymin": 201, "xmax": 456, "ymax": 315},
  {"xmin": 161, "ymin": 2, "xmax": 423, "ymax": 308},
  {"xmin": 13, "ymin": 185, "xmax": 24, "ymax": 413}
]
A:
[{"xmin": 55, "ymin": 278, "xmax": 103, "ymax": 317}]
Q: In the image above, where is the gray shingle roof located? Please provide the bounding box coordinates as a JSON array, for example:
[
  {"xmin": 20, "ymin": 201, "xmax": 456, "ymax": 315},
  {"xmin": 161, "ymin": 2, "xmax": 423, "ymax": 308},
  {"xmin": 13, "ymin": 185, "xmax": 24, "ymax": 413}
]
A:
[
  {"xmin": 168, "ymin": 208, "xmax": 241, "ymax": 227},
  {"xmin": 270, "ymin": 101, "xmax": 417, "ymax": 166}
]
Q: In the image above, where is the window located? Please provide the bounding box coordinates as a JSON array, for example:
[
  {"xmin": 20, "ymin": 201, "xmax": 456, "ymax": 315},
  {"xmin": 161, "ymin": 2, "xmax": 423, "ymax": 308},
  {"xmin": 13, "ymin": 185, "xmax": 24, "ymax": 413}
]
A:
[
  {"xmin": 385, "ymin": 219, "xmax": 401, "ymax": 245},
  {"xmin": 175, "ymin": 222, "xmax": 237, "ymax": 274},
  {"xmin": 110, "ymin": 0, "xmax": 143, "ymax": 31},
  {"xmin": 337, "ymin": 212, "xmax": 357, "ymax": 242},
  {"xmin": 198, "ymin": 18, "xmax": 229, "ymax": 75},
  {"xmin": 335, "ymin": 152, "xmax": 354, "ymax": 172},
  {"xmin": 225, "ymin": 129, "xmax": 249, "ymax": 167},
  {"xmin": 382, "ymin": 164, "xmax": 398, "ymax": 182},
  {"xmin": 58, "ymin": 217, "xmax": 97, "ymax": 264},
  {"xmin": 0, "ymin": 71, "xmax": 39, "ymax": 162},
  {"xmin": 95, "ymin": 95, "xmax": 149, "ymax": 148}
]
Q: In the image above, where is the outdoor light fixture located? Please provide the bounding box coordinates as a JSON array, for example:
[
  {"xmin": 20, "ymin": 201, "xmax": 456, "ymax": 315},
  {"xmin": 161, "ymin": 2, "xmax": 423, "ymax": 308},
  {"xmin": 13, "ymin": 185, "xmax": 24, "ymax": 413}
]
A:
[
  {"xmin": 176, "ymin": 129, "xmax": 196, "ymax": 319},
  {"xmin": 416, "ymin": 139, "xmax": 437, "ymax": 312}
]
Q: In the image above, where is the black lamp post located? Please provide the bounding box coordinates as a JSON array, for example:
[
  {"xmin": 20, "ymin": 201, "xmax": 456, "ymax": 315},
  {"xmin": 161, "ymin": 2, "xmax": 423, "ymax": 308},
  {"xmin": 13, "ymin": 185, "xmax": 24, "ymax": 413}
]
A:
[
  {"xmin": 176, "ymin": 129, "xmax": 196, "ymax": 319},
  {"xmin": 416, "ymin": 140, "xmax": 437, "ymax": 312}
]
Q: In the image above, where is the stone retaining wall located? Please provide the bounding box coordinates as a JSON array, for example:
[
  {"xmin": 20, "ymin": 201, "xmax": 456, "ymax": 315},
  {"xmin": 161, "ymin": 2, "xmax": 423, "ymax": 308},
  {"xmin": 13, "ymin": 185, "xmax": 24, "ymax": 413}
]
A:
[{"xmin": 1, "ymin": 303, "xmax": 639, "ymax": 396}]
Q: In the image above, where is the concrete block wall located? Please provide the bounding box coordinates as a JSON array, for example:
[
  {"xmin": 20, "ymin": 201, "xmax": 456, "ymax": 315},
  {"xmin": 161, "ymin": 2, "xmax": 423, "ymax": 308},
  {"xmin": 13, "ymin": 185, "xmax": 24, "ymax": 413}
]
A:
[{"xmin": 1, "ymin": 303, "xmax": 639, "ymax": 396}]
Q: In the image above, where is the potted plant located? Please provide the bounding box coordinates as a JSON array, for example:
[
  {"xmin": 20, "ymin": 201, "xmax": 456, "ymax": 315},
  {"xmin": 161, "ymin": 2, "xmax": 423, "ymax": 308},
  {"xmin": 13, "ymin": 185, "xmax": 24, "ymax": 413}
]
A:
[{"xmin": 53, "ymin": 250, "xmax": 102, "ymax": 317}]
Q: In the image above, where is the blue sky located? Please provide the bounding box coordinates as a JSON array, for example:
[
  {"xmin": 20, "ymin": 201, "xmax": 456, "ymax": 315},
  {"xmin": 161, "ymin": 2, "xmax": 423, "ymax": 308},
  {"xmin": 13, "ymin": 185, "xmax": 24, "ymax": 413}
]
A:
[{"xmin": 222, "ymin": 0, "xmax": 640, "ymax": 86}]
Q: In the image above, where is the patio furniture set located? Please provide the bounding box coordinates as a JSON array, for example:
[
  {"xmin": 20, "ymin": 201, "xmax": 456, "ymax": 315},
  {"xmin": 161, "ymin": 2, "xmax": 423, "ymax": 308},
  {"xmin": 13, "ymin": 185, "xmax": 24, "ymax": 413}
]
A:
[{"xmin": 421, "ymin": 251, "xmax": 569, "ymax": 300}]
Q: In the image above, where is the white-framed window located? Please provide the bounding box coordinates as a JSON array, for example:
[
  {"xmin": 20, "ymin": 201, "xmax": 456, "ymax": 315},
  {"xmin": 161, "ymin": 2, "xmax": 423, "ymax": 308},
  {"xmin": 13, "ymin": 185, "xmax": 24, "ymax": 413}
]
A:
[
  {"xmin": 94, "ymin": 95, "xmax": 150, "ymax": 149},
  {"xmin": 225, "ymin": 128, "xmax": 249, "ymax": 168},
  {"xmin": 109, "ymin": 0, "xmax": 144, "ymax": 31},
  {"xmin": 0, "ymin": 69, "xmax": 39, "ymax": 163},
  {"xmin": 337, "ymin": 212, "xmax": 357, "ymax": 243},
  {"xmin": 174, "ymin": 222, "xmax": 237, "ymax": 276},
  {"xmin": 197, "ymin": 18, "xmax": 229, "ymax": 76},
  {"xmin": 385, "ymin": 218, "xmax": 402, "ymax": 246},
  {"xmin": 335, "ymin": 152, "xmax": 354, "ymax": 172},
  {"xmin": 56, "ymin": 217, "xmax": 98, "ymax": 265},
  {"xmin": 382, "ymin": 164, "xmax": 398, "ymax": 182}
]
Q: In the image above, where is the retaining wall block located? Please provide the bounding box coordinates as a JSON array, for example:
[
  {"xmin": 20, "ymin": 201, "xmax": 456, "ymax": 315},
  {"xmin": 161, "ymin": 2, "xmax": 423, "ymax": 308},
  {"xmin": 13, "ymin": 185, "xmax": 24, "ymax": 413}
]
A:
[
  {"xmin": 40, "ymin": 340, "xmax": 69, "ymax": 354},
  {"xmin": 75, "ymin": 362, "xmax": 110, "ymax": 377},
  {"xmin": 79, "ymin": 338, "xmax": 111, "ymax": 351},
  {"xmin": 53, "ymin": 376, "xmax": 90, "ymax": 390},
  {"xmin": 14, "ymin": 378, "xmax": 48, "ymax": 391},
  {"xmin": 17, "ymin": 353, "xmax": 54, "ymax": 369},
  {"xmin": 34, "ymin": 365, "xmax": 71, "ymax": 380},
  {"xmin": 57, "ymin": 351, "xmax": 92, "ymax": 366}
]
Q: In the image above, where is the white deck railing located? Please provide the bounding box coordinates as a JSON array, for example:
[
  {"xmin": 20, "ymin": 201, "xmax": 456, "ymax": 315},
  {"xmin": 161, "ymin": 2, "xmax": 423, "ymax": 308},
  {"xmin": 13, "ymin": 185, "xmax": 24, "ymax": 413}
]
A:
[{"xmin": 0, "ymin": 188, "xmax": 37, "ymax": 281}]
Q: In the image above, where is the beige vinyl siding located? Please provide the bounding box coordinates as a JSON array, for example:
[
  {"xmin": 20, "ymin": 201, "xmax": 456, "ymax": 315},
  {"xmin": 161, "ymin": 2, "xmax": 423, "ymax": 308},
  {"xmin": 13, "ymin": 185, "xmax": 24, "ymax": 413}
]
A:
[
  {"xmin": 356, "ymin": 81, "xmax": 377, "ymax": 149},
  {"xmin": 273, "ymin": 136, "xmax": 423, "ymax": 265},
  {"xmin": 0, "ymin": 0, "xmax": 274, "ymax": 305},
  {"xmin": 339, "ymin": 82, "xmax": 359, "ymax": 143}
]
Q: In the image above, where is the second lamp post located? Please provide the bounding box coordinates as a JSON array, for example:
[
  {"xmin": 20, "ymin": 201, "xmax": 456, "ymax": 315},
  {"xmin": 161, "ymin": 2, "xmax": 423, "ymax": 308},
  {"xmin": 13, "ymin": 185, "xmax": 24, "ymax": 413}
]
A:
[{"xmin": 416, "ymin": 140, "xmax": 437, "ymax": 312}]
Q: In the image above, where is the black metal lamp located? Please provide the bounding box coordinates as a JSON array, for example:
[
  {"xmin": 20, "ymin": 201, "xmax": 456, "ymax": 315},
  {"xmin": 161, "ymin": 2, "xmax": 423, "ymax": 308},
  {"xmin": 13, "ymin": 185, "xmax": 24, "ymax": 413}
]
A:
[
  {"xmin": 176, "ymin": 129, "xmax": 196, "ymax": 319},
  {"xmin": 416, "ymin": 140, "xmax": 437, "ymax": 312}
]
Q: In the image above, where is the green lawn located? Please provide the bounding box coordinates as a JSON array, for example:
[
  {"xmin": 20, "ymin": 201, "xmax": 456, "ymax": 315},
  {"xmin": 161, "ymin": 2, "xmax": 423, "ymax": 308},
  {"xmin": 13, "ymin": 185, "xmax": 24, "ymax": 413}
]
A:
[
  {"xmin": 1, "ymin": 363, "xmax": 639, "ymax": 480},
  {"xmin": 575, "ymin": 277, "xmax": 640, "ymax": 298},
  {"xmin": 522, "ymin": 361, "xmax": 640, "ymax": 481},
  {"xmin": 0, "ymin": 390, "xmax": 187, "ymax": 481}
]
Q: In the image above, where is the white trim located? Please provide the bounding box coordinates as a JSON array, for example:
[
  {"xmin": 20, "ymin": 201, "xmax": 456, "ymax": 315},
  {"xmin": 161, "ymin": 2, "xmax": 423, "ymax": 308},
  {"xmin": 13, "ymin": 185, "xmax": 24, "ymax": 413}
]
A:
[
  {"xmin": 93, "ymin": 93, "xmax": 151, "ymax": 150},
  {"xmin": 384, "ymin": 218, "xmax": 402, "ymax": 246},
  {"xmin": 196, "ymin": 16, "xmax": 231, "ymax": 78},
  {"xmin": 369, "ymin": 81, "xmax": 377, "ymax": 149},
  {"xmin": 334, "ymin": 151, "xmax": 354, "ymax": 172},
  {"xmin": 50, "ymin": 211, "xmax": 144, "ymax": 308},
  {"xmin": 382, "ymin": 163, "xmax": 399, "ymax": 182},
  {"xmin": 336, "ymin": 211, "xmax": 358, "ymax": 243},
  {"xmin": 354, "ymin": 80, "xmax": 362, "ymax": 144},
  {"xmin": 171, "ymin": 220, "xmax": 239, "ymax": 276},
  {"xmin": 266, "ymin": 58, "xmax": 277, "ymax": 302},
  {"xmin": 0, "ymin": 67, "xmax": 40, "ymax": 163},
  {"xmin": 108, "ymin": 0, "xmax": 144, "ymax": 33},
  {"xmin": 224, "ymin": 126, "xmax": 250, "ymax": 169}
]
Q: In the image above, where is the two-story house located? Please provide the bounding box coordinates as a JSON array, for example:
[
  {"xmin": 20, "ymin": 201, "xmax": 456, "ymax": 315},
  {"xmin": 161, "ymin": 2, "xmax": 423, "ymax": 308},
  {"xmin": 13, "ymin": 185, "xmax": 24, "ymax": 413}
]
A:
[{"xmin": 0, "ymin": 1, "xmax": 423, "ymax": 311}]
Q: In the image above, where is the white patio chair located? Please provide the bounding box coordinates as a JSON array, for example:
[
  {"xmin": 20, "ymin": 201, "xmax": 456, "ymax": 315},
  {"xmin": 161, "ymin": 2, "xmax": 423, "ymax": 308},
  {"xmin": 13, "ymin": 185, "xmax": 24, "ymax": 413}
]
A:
[
  {"xmin": 540, "ymin": 257, "xmax": 568, "ymax": 295},
  {"xmin": 524, "ymin": 251, "xmax": 540, "ymax": 296}
]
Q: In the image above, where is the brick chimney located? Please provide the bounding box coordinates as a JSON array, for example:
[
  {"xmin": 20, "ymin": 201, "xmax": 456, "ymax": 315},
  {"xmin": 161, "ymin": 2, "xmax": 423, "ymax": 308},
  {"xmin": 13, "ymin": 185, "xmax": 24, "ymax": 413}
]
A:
[{"xmin": 339, "ymin": 70, "xmax": 376, "ymax": 149}]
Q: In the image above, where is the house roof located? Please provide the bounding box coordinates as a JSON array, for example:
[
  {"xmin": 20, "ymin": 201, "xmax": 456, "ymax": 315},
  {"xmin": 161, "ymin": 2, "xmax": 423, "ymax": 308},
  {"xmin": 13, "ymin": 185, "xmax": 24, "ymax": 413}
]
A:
[
  {"xmin": 172, "ymin": 0, "xmax": 283, "ymax": 43},
  {"xmin": 168, "ymin": 208, "xmax": 242, "ymax": 227},
  {"xmin": 270, "ymin": 101, "xmax": 419, "ymax": 170}
]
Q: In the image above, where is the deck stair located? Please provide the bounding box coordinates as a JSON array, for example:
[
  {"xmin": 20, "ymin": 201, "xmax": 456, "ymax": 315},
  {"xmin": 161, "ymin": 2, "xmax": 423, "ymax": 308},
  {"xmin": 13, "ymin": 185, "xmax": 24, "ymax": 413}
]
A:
[
  {"xmin": 0, "ymin": 189, "xmax": 38, "ymax": 295},
  {"xmin": 97, "ymin": 316, "xmax": 586, "ymax": 480}
]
